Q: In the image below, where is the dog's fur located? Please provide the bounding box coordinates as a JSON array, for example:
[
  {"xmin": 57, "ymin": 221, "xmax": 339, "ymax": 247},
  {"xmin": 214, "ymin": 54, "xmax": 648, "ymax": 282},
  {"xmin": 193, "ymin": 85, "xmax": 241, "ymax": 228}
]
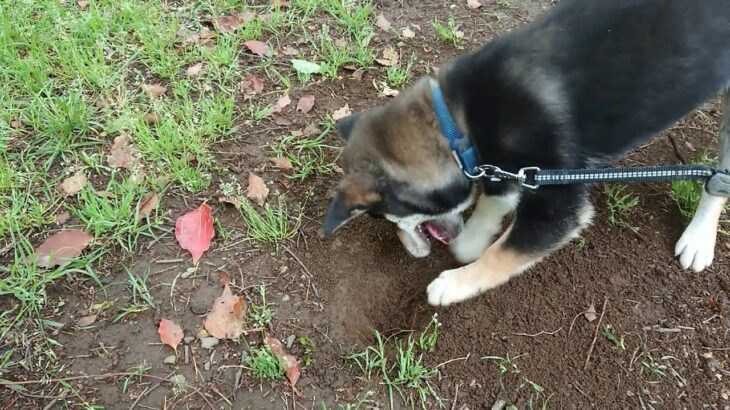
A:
[{"xmin": 324, "ymin": 0, "xmax": 730, "ymax": 306}]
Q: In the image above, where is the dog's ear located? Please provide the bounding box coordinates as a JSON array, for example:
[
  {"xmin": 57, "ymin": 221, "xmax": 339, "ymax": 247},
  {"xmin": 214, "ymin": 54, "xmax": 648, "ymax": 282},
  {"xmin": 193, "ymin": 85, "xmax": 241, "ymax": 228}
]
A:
[
  {"xmin": 335, "ymin": 113, "xmax": 362, "ymax": 141},
  {"xmin": 323, "ymin": 173, "xmax": 380, "ymax": 235}
]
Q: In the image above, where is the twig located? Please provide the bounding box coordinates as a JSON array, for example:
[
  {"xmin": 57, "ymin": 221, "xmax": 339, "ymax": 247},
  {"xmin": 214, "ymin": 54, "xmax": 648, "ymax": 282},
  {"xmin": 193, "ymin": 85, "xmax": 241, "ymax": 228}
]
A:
[
  {"xmin": 451, "ymin": 383, "xmax": 460, "ymax": 410},
  {"xmin": 573, "ymin": 382, "xmax": 591, "ymax": 401},
  {"xmin": 510, "ymin": 327, "xmax": 562, "ymax": 337},
  {"xmin": 209, "ymin": 384, "xmax": 232, "ymax": 406},
  {"xmin": 568, "ymin": 310, "xmax": 589, "ymax": 336},
  {"xmin": 436, "ymin": 353, "xmax": 470, "ymax": 369},
  {"xmin": 702, "ymin": 346, "xmax": 730, "ymax": 351},
  {"xmin": 156, "ymin": 258, "xmax": 184, "ymax": 264},
  {"xmin": 130, "ymin": 379, "xmax": 164, "ymax": 410},
  {"xmin": 282, "ymin": 245, "xmax": 319, "ymax": 298},
  {"xmin": 666, "ymin": 134, "xmax": 687, "ymax": 164},
  {"xmin": 0, "ymin": 373, "xmax": 214, "ymax": 410},
  {"xmin": 584, "ymin": 297, "xmax": 609, "ymax": 370}
]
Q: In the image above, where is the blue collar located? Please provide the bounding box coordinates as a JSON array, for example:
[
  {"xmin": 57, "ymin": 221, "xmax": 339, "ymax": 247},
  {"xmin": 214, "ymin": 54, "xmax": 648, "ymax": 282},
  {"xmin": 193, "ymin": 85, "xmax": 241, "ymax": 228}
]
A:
[{"xmin": 430, "ymin": 82, "xmax": 478, "ymax": 174}]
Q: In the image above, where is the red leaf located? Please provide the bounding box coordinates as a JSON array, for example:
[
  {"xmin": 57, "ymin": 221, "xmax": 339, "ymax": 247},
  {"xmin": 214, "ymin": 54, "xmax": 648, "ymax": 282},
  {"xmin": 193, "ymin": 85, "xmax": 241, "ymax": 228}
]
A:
[
  {"xmin": 296, "ymin": 95, "xmax": 315, "ymax": 114},
  {"xmin": 158, "ymin": 318, "xmax": 184, "ymax": 354},
  {"xmin": 138, "ymin": 192, "xmax": 159, "ymax": 221},
  {"xmin": 266, "ymin": 336, "xmax": 300, "ymax": 387},
  {"xmin": 246, "ymin": 173, "xmax": 269, "ymax": 205},
  {"xmin": 204, "ymin": 270, "xmax": 247, "ymax": 339},
  {"xmin": 34, "ymin": 229, "xmax": 94, "ymax": 268},
  {"xmin": 175, "ymin": 204, "xmax": 215, "ymax": 264},
  {"xmin": 271, "ymin": 157, "xmax": 294, "ymax": 171},
  {"xmin": 244, "ymin": 40, "xmax": 271, "ymax": 57}
]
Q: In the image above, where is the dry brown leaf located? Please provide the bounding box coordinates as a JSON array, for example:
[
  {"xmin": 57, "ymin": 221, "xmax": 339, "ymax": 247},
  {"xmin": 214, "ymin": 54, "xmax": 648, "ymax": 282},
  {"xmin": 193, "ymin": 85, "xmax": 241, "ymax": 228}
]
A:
[
  {"xmin": 467, "ymin": 0, "xmax": 482, "ymax": 9},
  {"xmin": 272, "ymin": 0, "xmax": 290, "ymax": 8},
  {"xmin": 584, "ymin": 303, "xmax": 597, "ymax": 322},
  {"xmin": 271, "ymin": 157, "xmax": 294, "ymax": 171},
  {"xmin": 95, "ymin": 190, "xmax": 117, "ymax": 199},
  {"xmin": 246, "ymin": 173, "xmax": 269, "ymax": 205},
  {"xmin": 204, "ymin": 271, "xmax": 246, "ymax": 339},
  {"xmin": 54, "ymin": 211, "xmax": 71, "ymax": 225},
  {"xmin": 266, "ymin": 336, "xmax": 300, "ymax": 387},
  {"xmin": 332, "ymin": 104, "xmax": 352, "ymax": 121},
  {"xmin": 186, "ymin": 62, "xmax": 204, "ymax": 77},
  {"xmin": 296, "ymin": 95, "xmax": 315, "ymax": 114},
  {"xmin": 34, "ymin": 229, "xmax": 94, "ymax": 268},
  {"xmin": 375, "ymin": 48, "xmax": 399, "ymax": 66},
  {"xmin": 158, "ymin": 318, "xmax": 184, "ymax": 353},
  {"xmin": 242, "ymin": 74, "xmax": 264, "ymax": 97},
  {"xmin": 143, "ymin": 112, "xmax": 160, "ymax": 125},
  {"xmin": 107, "ymin": 135, "xmax": 134, "ymax": 168},
  {"xmin": 10, "ymin": 119, "xmax": 21, "ymax": 128},
  {"xmin": 281, "ymin": 45, "xmax": 299, "ymax": 56},
  {"xmin": 217, "ymin": 14, "xmax": 244, "ymax": 33},
  {"xmin": 375, "ymin": 14, "xmax": 391, "ymax": 32},
  {"xmin": 218, "ymin": 196, "xmax": 242, "ymax": 208},
  {"xmin": 402, "ymin": 27, "xmax": 416, "ymax": 38},
  {"xmin": 302, "ymin": 123, "xmax": 321, "ymax": 137},
  {"xmin": 142, "ymin": 84, "xmax": 167, "ymax": 98},
  {"xmin": 244, "ymin": 40, "xmax": 271, "ymax": 57},
  {"xmin": 272, "ymin": 115, "xmax": 293, "ymax": 126},
  {"xmin": 271, "ymin": 94, "xmax": 291, "ymax": 114},
  {"xmin": 58, "ymin": 171, "xmax": 87, "ymax": 196},
  {"xmin": 351, "ymin": 68, "xmax": 365, "ymax": 81},
  {"xmin": 77, "ymin": 0, "xmax": 88, "ymax": 10},
  {"xmin": 75, "ymin": 314, "xmax": 98, "ymax": 327},
  {"xmin": 379, "ymin": 84, "xmax": 399, "ymax": 97},
  {"xmin": 138, "ymin": 192, "xmax": 159, "ymax": 221}
]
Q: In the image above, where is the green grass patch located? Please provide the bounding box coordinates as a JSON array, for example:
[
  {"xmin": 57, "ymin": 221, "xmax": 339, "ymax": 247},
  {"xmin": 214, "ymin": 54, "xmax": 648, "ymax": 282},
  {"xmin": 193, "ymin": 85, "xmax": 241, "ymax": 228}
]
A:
[
  {"xmin": 271, "ymin": 127, "xmax": 340, "ymax": 180},
  {"xmin": 482, "ymin": 354, "xmax": 552, "ymax": 410},
  {"xmin": 245, "ymin": 344, "xmax": 285, "ymax": 381},
  {"xmin": 604, "ymin": 184, "xmax": 639, "ymax": 231}
]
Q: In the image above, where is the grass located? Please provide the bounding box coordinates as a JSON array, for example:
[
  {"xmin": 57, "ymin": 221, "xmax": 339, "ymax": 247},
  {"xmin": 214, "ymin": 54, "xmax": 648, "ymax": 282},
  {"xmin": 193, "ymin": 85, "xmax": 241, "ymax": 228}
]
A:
[
  {"xmin": 604, "ymin": 184, "xmax": 640, "ymax": 231},
  {"xmin": 482, "ymin": 354, "xmax": 552, "ymax": 410},
  {"xmin": 601, "ymin": 324, "xmax": 626, "ymax": 350},
  {"xmin": 669, "ymin": 153, "xmax": 729, "ymax": 221},
  {"xmin": 245, "ymin": 344, "xmax": 285, "ymax": 381},
  {"xmin": 248, "ymin": 282, "xmax": 275, "ymax": 328},
  {"xmin": 347, "ymin": 314, "xmax": 443, "ymax": 409},
  {"xmin": 271, "ymin": 124, "xmax": 341, "ymax": 180},
  {"xmin": 386, "ymin": 57, "xmax": 414, "ymax": 88},
  {"xmin": 114, "ymin": 266, "xmax": 155, "ymax": 323},
  {"xmin": 432, "ymin": 16, "xmax": 462, "ymax": 47},
  {"xmin": 239, "ymin": 197, "xmax": 301, "ymax": 246}
]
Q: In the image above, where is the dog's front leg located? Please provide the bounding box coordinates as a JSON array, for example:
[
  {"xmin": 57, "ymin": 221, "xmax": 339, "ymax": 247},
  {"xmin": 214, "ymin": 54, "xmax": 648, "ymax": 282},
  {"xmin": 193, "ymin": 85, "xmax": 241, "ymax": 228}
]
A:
[{"xmin": 428, "ymin": 186, "xmax": 593, "ymax": 306}]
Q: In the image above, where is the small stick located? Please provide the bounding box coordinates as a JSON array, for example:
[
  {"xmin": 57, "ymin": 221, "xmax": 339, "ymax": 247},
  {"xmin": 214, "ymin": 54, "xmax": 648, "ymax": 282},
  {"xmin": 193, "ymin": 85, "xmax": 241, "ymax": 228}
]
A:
[
  {"xmin": 156, "ymin": 259, "xmax": 184, "ymax": 264},
  {"xmin": 282, "ymin": 245, "xmax": 312, "ymax": 277},
  {"xmin": 436, "ymin": 353, "xmax": 470, "ymax": 369},
  {"xmin": 702, "ymin": 346, "xmax": 730, "ymax": 351},
  {"xmin": 584, "ymin": 297, "xmax": 609, "ymax": 370},
  {"xmin": 209, "ymin": 384, "xmax": 232, "ymax": 406},
  {"xmin": 510, "ymin": 327, "xmax": 562, "ymax": 337},
  {"xmin": 130, "ymin": 379, "xmax": 164, "ymax": 409},
  {"xmin": 451, "ymin": 383, "xmax": 460, "ymax": 410}
]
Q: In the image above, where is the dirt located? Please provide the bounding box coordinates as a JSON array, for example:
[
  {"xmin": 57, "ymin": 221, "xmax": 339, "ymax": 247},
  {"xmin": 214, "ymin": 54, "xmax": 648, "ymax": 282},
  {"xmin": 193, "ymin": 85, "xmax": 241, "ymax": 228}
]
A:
[{"xmin": 5, "ymin": 1, "xmax": 730, "ymax": 409}]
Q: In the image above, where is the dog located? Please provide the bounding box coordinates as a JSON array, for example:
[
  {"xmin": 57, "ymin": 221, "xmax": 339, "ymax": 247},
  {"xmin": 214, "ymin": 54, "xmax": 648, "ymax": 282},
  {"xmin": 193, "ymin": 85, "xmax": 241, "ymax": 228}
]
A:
[{"xmin": 323, "ymin": 0, "xmax": 730, "ymax": 306}]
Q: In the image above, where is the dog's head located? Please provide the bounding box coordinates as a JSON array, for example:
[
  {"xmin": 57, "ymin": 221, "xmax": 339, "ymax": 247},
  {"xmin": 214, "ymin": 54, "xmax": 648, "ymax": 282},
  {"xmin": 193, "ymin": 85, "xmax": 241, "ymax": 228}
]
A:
[{"xmin": 323, "ymin": 78, "xmax": 475, "ymax": 257}]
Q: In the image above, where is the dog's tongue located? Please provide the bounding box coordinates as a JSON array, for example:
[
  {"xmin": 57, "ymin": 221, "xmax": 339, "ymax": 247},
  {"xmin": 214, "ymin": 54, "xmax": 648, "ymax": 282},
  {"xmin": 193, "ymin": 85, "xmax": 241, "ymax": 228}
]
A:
[{"xmin": 423, "ymin": 222, "xmax": 452, "ymax": 245}]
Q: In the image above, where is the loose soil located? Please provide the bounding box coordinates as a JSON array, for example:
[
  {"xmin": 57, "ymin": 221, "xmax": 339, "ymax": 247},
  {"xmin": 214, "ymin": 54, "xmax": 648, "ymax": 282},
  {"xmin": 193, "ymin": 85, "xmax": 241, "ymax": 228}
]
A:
[{"xmin": 4, "ymin": 1, "xmax": 730, "ymax": 409}]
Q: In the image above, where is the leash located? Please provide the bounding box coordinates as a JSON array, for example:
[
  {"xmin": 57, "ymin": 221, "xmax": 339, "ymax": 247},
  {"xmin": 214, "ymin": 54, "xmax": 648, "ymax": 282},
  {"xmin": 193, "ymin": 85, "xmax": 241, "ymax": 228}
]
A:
[{"xmin": 430, "ymin": 82, "xmax": 730, "ymax": 197}]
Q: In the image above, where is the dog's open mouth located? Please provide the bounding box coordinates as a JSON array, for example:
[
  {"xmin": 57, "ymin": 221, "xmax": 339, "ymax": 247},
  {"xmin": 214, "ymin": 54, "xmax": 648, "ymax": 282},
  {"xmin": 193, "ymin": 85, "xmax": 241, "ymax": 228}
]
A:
[{"xmin": 420, "ymin": 221, "xmax": 454, "ymax": 245}]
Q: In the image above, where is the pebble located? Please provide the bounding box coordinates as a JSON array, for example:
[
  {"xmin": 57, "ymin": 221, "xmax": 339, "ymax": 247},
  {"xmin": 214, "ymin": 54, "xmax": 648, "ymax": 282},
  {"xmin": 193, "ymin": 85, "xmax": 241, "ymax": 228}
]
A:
[
  {"xmin": 201, "ymin": 337, "xmax": 219, "ymax": 350},
  {"xmin": 281, "ymin": 294, "xmax": 291, "ymax": 303},
  {"xmin": 204, "ymin": 361, "xmax": 211, "ymax": 371},
  {"xmin": 163, "ymin": 355, "xmax": 176, "ymax": 365},
  {"xmin": 184, "ymin": 336, "xmax": 195, "ymax": 344},
  {"xmin": 285, "ymin": 334, "xmax": 296, "ymax": 349}
]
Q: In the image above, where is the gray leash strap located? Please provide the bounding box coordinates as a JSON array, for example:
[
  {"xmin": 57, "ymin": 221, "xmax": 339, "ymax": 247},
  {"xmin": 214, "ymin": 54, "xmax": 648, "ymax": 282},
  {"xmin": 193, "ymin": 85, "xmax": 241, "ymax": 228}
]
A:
[{"xmin": 468, "ymin": 164, "xmax": 730, "ymax": 197}]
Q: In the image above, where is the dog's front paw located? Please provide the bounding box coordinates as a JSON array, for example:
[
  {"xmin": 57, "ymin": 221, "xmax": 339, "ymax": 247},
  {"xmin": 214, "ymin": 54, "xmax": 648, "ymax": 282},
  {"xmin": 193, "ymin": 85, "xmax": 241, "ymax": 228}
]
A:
[
  {"xmin": 449, "ymin": 232, "xmax": 491, "ymax": 264},
  {"xmin": 675, "ymin": 223, "xmax": 717, "ymax": 272},
  {"xmin": 427, "ymin": 268, "xmax": 480, "ymax": 306}
]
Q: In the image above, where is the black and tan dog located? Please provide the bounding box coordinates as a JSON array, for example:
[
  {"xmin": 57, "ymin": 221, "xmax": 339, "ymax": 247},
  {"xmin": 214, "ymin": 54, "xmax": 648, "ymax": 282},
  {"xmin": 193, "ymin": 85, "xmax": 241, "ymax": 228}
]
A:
[{"xmin": 323, "ymin": 0, "xmax": 730, "ymax": 306}]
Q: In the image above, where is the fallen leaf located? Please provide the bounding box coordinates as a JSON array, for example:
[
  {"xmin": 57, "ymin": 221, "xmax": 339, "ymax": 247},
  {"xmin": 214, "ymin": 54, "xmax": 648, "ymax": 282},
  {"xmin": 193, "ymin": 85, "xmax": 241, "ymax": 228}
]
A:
[
  {"xmin": 218, "ymin": 196, "xmax": 242, "ymax": 208},
  {"xmin": 296, "ymin": 95, "xmax": 315, "ymax": 114},
  {"xmin": 402, "ymin": 27, "xmax": 416, "ymax": 38},
  {"xmin": 204, "ymin": 270, "xmax": 246, "ymax": 339},
  {"xmin": 379, "ymin": 85, "xmax": 399, "ymax": 97},
  {"xmin": 272, "ymin": 0, "xmax": 290, "ymax": 8},
  {"xmin": 584, "ymin": 303, "xmax": 597, "ymax": 322},
  {"xmin": 217, "ymin": 14, "xmax": 243, "ymax": 33},
  {"xmin": 142, "ymin": 84, "xmax": 167, "ymax": 98},
  {"xmin": 302, "ymin": 123, "xmax": 321, "ymax": 137},
  {"xmin": 138, "ymin": 192, "xmax": 159, "ymax": 221},
  {"xmin": 77, "ymin": 0, "xmax": 88, "ymax": 9},
  {"xmin": 186, "ymin": 62, "xmax": 204, "ymax": 77},
  {"xmin": 34, "ymin": 229, "xmax": 94, "ymax": 268},
  {"xmin": 58, "ymin": 171, "xmax": 87, "ymax": 196},
  {"xmin": 54, "ymin": 211, "xmax": 71, "ymax": 225},
  {"xmin": 271, "ymin": 157, "xmax": 294, "ymax": 171},
  {"xmin": 375, "ymin": 13, "xmax": 391, "ymax": 31},
  {"xmin": 291, "ymin": 59, "xmax": 321, "ymax": 75},
  {"xmin": 334, "ymin": 165, "xmax": 344, "ymax": 174},
  {"xmin": 158, "ymin": 318, "xmax": 184, "ymax": 354},
  {"xmin": 455, "ymin": 30, "xmax": 465, "ymax": 39},
  {"xmin": 246, "ymin": 173, "xmax": 269, "ymax": 205},
  {"xmin": 467, "ymin": 0, "xmax": 481, "ymax": 8},
  {"xmin": 271, "ymin": 94, "xmax": 291, "ymax": 114},
  {"xmin": 10, "ymin": 119, "xmax": 21, "ymax": 128},
  {"xmin": 243, "ymin": 74, "xmax": 264, "ymax": 97},
  {"xmin": 107, "ymin": 135, "xmax": 134, "ymax": 168},
  {"xmin": 244, "ymin": 40, "xmax": 271, "ymax": 57},
  {"xmin": 95, "ymin": 190, "xmax": 117, "ymax": 199},
  {"xmin": 266, "ymin": 336, "xmax": 300, "ymax": 387},
  {"xmin": 375, "ymin": 48, "xmax": 399, "ymax": 66},
  {"xmin": 272, "ymin": 115, "xmax": 293, "ymax": 126},
  {"xmin": 175, "ymin": 204, "xmax": 215, "ymax": 264},
  {"xmin": 75, "ymin": 314, "xmax": 98, "ymax": 327},
  {"xmin": 282, "ymin": 45, "xmax": 299, "ymax": 56},
  {"xmin": 143, "ymin": 112, "xmax": 160, "ymax": 125},
  {"xmin": 351, "ymin": 68, "xmax": 365, "ymax": 81},
  {"xmin": 332, "ymin": 104, "xmax": 352, "ymax": 121}
]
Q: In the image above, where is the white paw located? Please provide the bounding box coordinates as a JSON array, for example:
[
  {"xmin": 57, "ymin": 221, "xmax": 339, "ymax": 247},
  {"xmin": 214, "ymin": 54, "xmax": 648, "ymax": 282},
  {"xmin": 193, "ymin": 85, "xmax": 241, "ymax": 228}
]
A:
[
  {"xmin": 449, "ymin": 232, "xmax": 492, "ymax": 264},
  {"xmin": 427, "ymin": 268, "xmax": 480, "ymax": 306},
  {"xmin": 675, "ymin": 223, "xmax": 717, "ymax": 272}
]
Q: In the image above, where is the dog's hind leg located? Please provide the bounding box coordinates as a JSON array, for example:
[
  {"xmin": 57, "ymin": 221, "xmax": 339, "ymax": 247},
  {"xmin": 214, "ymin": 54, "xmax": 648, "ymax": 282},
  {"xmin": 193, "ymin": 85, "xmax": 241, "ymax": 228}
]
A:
[
  {"xmin": 675, "ymin": 89, "xmax": 730, "ymax": 272},
  {"xmin": 449, "ymin": 191, "xmax": 519, "ymax": 264}
]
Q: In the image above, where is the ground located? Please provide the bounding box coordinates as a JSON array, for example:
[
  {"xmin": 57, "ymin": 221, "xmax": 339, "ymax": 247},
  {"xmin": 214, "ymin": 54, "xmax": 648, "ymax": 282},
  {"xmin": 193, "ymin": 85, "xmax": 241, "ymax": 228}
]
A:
[{"xmin": 1, "ymin": 0, "xmax": 729, "ymax": 409}]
